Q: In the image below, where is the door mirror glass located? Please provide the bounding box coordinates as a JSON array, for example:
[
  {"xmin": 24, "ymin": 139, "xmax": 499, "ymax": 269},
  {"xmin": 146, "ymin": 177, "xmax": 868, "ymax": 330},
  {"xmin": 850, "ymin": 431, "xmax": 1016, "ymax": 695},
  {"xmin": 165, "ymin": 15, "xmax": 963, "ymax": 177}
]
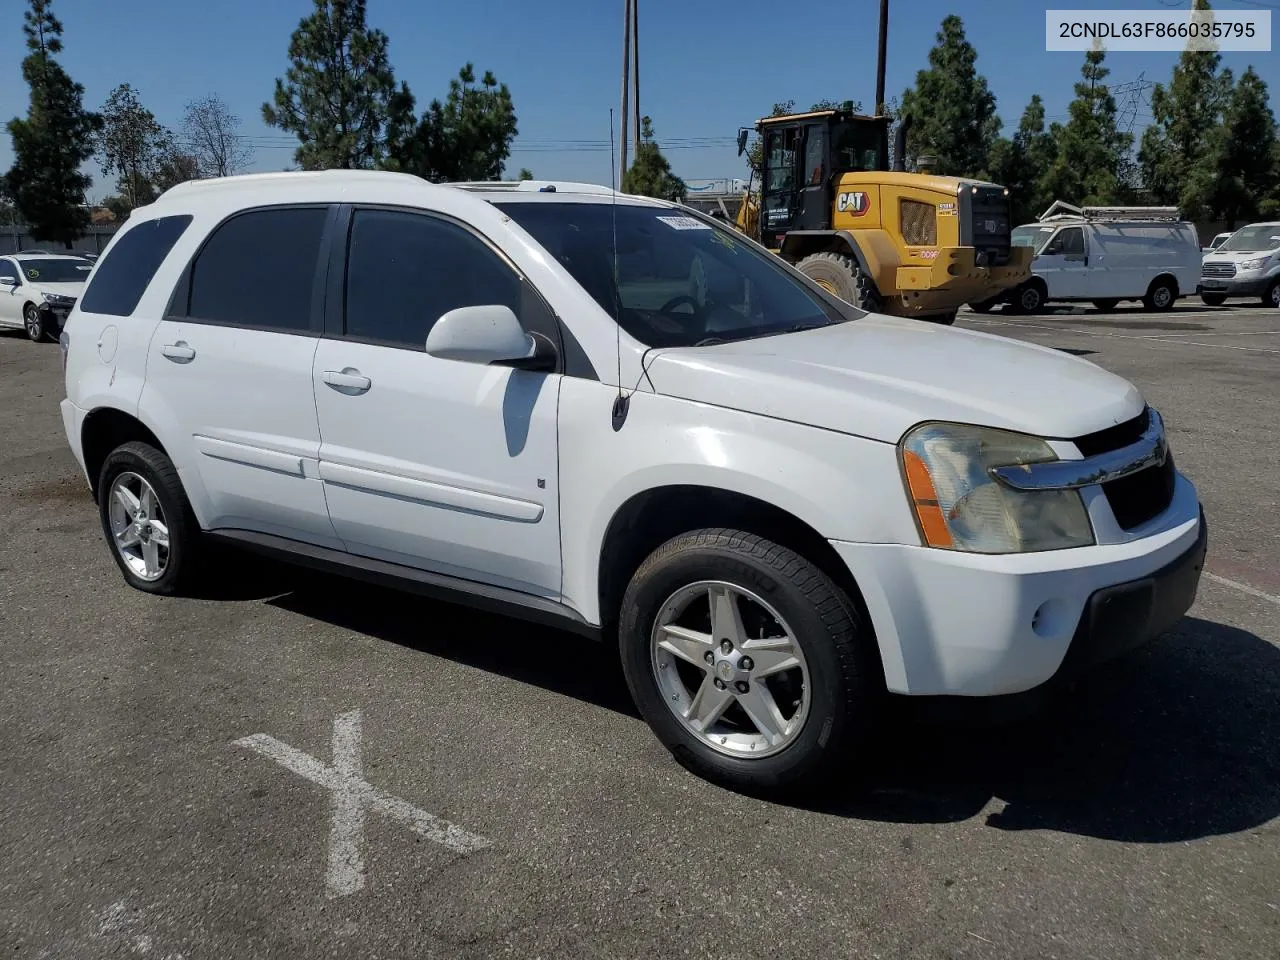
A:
[
  {"xmin": 0, "ymin": 275, "xmax": 16, "ymax": 287},
  {"xmin": 425, "ymin": 304, "xmax": 537, "ymax": 365}
]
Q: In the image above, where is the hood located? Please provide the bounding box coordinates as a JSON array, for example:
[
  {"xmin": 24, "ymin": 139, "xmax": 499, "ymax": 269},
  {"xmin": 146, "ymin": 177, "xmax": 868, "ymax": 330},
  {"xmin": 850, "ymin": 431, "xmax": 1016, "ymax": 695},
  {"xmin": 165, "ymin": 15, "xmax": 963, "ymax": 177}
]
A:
[
  {"xmin": 643, "ymin": 315, "xmax": 1145, "ymax": 444},
  {"xmin": 30, "ymin": 281, "xmax": 85, "ymax": 297},
  {"xmin": 1203, "ymin": 248, "xmax": 1280, "ymax": 263}
]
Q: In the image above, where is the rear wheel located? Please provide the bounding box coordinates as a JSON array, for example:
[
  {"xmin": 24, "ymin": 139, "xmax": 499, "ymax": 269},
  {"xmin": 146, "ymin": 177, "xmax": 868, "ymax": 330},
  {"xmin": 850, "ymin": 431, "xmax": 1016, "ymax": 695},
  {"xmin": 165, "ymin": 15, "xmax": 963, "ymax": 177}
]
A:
[
  {"xmin": 1143, "ymin": 276, "xmax": 1177, "ymax": 311},
  {"xmin": 1200, "ymin": 293, "xmax": 1228, "ymax": 307},
  {"xmin": 795, "ymin": 251, "xmax": 881, "ymax": 313},
  {"xmin": 1091, "ymin": 298, "xmax": 1120, "ymax": 311},
  {"xmin": 1264, "ymin": 280, "xmax": 1280, "ymax": 309},
  {"xmin": 97, "ymin": 441, "xmax": 204, "ymax": 595},
  {"xmin": 968, "ymin": 297, "xmax": 999, "ymax": 314},
  {"xmin": 927, "ymin": 310, "xmax": 957, "ymax": 325},
  {"xmin": 618, "ymin": 528, "xmax": 882, "ymax": 796}
]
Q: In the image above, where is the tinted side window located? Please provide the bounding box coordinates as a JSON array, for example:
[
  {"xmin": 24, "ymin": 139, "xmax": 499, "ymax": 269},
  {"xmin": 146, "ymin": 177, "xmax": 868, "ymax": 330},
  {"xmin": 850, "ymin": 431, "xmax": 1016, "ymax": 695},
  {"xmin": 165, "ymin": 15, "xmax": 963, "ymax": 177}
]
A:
[
  {"xmin": 79, "ymin": 215, "xmax": 192, "ymax": 316},
  {"xmin": 344, "ymin": 209, "xmax": 521, "ymax": 348},
  {"xmin": 1061, "ymin": 227, "xmax": 1085, "ymax": 256},
  {"xmin": 186, "ymin": 206, "xmax": 328, "ymax": 332}
]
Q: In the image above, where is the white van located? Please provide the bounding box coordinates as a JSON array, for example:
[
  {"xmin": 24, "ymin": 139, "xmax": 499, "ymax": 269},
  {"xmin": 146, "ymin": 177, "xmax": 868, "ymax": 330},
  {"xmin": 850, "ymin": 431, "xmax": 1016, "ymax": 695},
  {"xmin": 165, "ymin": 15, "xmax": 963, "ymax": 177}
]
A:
[{"xmin": 990, "ymin": 203, "xmax": 1202, "ymax": 314}]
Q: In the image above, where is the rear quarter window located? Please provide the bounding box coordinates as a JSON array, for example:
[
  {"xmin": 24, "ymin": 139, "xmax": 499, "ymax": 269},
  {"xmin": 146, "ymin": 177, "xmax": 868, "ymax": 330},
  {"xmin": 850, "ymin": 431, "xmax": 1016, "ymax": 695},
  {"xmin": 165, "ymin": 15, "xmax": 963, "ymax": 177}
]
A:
[{"xmin": 78, "ymin": 215, "xmax": 193, "ymax": 317}]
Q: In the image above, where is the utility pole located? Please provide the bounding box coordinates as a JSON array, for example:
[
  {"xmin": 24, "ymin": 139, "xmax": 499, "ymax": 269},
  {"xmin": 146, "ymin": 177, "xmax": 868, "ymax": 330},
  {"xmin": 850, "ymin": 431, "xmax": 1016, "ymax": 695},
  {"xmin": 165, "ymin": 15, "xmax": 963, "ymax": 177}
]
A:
[
  {"xmin": 875, "ymin": 0, "xmax": 889, "ymax": 115},
  {"xmin": 632, "ymin": 0, "xmax": 641, "ymax": 162},
  {"xmin": 619, "ymin": 0, "xmax": 632, "ymax": 186}
]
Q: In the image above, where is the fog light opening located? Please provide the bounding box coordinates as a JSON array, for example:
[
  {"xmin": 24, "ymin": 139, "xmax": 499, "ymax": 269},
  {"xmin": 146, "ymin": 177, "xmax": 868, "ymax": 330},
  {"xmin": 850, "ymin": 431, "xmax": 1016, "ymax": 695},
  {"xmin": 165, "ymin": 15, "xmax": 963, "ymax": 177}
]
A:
[{"xmin": 1031, "ymin": 598, "xmax": 1071, "ymax": 639}]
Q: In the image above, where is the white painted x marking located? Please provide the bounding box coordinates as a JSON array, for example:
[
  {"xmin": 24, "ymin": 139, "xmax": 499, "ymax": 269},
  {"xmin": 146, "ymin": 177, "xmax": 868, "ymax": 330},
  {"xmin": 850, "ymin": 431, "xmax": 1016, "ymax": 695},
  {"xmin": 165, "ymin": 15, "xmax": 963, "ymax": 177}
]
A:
[{"xmin": 235, "ymin": 710, "xmax": 491, "ymax": 898}]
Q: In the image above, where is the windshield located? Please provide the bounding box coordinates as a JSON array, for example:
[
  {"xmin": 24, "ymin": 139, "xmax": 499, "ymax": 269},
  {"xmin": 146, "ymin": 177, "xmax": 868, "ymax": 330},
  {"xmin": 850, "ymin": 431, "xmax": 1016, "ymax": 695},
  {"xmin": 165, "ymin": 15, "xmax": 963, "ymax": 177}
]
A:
[
  {"xmin": 17, "ymin": 258, "xmax": 92, "ymax": 283},
  {"xmin": 1011, "ymin": 225, "xmax": 1056, "ymax": 251},
  {"xmin": 1218, "ymin": 225, "xmax": 1280, "ymax": 252},
  {"xmin": 494, "ymin": 201, "xmax": 854, "ymax": 348}
]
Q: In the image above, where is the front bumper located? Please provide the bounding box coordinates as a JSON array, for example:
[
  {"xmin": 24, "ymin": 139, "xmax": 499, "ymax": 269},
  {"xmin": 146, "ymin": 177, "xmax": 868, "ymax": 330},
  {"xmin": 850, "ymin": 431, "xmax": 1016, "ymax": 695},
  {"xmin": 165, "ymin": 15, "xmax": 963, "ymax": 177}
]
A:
[
  {"xmin": 830, "ymin": 472, "xmax": 1205, "ymax": 697},
  {"xmin": 1198, "ymin": 273, "xmax": 1271, "ymax": 297}
]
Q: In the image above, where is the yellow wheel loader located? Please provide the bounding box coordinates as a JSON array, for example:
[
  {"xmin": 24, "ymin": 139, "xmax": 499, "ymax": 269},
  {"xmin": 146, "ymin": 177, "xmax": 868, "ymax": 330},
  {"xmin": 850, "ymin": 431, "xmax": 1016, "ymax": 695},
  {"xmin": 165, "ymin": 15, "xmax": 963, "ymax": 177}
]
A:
[{"xmin": 733, "ymin": 105, "xmax": 1032, "ymax": 324}]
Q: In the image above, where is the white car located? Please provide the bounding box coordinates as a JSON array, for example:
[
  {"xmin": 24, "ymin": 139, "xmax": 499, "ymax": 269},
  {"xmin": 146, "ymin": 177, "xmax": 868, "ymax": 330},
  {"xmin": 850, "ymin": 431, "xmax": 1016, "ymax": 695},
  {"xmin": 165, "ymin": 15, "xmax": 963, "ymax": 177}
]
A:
[
  {"xmin": 1202, "ymin": 231, "xmax": 1233, "ymax": 253},
  {"xmin": 57, "ymin": 172, "xmax": 1207, "ymax": 794},
  {"xmin": 1003, "ymin": 204, "xmax": 1202, "ymax": 314},
  {"xmin": 1199, "ymin": 221, "xmax": 1280, "ymax": 308},
  {"xmin": 0, "ymin": 253, "xmax": 93, "ymax": 341}
]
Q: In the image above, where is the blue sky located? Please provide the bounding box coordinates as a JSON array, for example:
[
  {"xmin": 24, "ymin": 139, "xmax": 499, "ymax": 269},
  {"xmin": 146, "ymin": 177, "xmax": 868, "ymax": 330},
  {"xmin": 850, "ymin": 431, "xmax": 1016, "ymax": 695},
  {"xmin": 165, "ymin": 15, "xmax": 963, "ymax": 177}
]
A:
[{"xmin": 2, "ymin": 0, "xmax": 1277, "ymax": 202}]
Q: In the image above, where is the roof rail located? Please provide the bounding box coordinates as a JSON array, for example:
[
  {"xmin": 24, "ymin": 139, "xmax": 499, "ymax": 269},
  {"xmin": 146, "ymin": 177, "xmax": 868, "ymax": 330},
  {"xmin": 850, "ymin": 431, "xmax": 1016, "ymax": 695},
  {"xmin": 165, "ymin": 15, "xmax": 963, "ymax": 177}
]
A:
[
  {"xmin": 447, "ymin": 179, "xmax": 617, "ymax": 196},
  {"xmin": 1038, "ymin": 199, "xmax": 1182, "ymax": 223}
]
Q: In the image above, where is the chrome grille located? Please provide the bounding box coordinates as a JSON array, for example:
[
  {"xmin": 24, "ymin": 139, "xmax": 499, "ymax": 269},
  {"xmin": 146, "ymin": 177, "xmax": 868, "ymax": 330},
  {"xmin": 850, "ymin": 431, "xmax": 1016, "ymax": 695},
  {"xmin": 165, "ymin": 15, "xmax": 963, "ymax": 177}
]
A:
[{"xmin": 1202, "ymin": 262, "xmax": 1236, "ymax": 279}]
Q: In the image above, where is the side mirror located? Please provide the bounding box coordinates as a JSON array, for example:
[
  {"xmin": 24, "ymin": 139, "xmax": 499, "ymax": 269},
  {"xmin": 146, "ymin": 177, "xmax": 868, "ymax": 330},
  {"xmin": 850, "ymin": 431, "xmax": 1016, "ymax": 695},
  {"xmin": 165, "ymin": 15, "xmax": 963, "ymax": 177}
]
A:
[
  {"xmin": 0, "ymin": 278, "xmax": 16, "ymax": 288},
  {"xmin": 424, "ymin": 304, "xmax": 555, "ymax": 371}
]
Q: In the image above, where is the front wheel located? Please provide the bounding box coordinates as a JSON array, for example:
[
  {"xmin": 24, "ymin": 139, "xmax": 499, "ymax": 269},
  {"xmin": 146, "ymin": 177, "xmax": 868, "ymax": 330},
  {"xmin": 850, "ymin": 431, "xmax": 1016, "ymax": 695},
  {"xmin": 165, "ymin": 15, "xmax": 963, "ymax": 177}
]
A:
[
  {"xmin": 618, "ymin": 529, "xmax": 882, "ymax": 795},
  {"xmin": 795, "ymin": 251, "xmax": 882, "ymax": 313},
  {"xmin": 1143, "ymin": 277, "xmax": 1177, "ymax": 311},
  {"xmin": 1200, "ymin": 293, "xmax": 1228, "ymax": 307},
  {"xmin": 1091, "ymin": 299, "xmax": 1120, "ymax": 311},
  {"xmin": 1264, "ymin": 280, "xmax": 1280, "ymax": 309},
  {"xmin": 23, "ymin": 303, "xmax": 48, "ymax": 342},
  {"xmin": 1009, "ymin": 281, "xmax": 1045, "ymax": 314}
]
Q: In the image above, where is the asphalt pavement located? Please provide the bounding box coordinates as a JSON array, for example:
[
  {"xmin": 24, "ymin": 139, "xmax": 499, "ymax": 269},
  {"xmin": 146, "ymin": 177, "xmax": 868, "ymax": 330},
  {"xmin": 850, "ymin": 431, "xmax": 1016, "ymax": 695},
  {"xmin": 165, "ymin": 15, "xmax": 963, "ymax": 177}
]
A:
[{"xmin": 1, "ymin": 301, "xmax": 1277, "ymax": 960}]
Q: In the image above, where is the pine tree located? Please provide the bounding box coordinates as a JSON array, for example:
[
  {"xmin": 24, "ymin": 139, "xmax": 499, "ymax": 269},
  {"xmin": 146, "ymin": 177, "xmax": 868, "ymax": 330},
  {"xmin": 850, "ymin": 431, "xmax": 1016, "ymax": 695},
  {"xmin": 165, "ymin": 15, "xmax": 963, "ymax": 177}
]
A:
[
  {"xmin": 1138, "ymin": 0, "xmax": 1232, "ymax": 218},
  {"xmin": 262, "ymin": 0, "xmax": 414, "ymax": 170},
  {"xmin": 1210, "ymin": 68, "xmax": 1280, "ymax": 224},
  {"xmin": 1040, "ymin": 46, "xmax": 1134, "ymax": 206},
  {"xmin": 390, "ymin": 64, "xmax": 519, "ymax": 182},
  {"xmin": 898, "ymin": 15, "xmax": 1000, "ymax": 177},
  {"xmin": 2, "ymin": 0, "xmax": 102, "ymax": 247},
  {"xmin": 623, "ymin": 117, "xmax": 686, "ymax": 201},
  {"xmin": 987, "ymin": 95, "xmax": 1057, "ymax": 224}
]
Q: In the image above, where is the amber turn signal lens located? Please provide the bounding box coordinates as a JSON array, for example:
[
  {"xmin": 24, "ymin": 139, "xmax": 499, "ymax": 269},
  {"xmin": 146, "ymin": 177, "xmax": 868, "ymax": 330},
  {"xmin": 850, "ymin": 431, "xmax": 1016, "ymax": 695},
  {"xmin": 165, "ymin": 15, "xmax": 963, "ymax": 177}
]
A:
[{"xmin": 902, "ymin": 449, "xmax": 954, "ymax": 548}]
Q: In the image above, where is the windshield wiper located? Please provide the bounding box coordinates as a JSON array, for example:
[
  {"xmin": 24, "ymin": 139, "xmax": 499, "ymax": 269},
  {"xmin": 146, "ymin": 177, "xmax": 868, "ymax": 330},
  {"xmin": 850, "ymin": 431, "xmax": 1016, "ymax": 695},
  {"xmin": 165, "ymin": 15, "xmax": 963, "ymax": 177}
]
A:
[{"xmin": 694, "ymin": 336, "xmax": 727, "ymax": 346}]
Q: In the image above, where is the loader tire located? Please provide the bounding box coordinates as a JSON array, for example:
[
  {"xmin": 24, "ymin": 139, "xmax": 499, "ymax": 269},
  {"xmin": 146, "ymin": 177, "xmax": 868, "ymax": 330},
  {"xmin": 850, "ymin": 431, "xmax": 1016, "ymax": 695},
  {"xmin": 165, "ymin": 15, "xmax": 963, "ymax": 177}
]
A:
[{"xmin": 795, "ymin": 252, "xmax": 881, "ymax": 314}]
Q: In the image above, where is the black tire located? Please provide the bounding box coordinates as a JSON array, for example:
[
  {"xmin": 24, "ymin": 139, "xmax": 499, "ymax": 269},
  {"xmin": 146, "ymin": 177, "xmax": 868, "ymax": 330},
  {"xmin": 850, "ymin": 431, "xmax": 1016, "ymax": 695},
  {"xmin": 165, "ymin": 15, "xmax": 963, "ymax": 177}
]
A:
[
  {"xmin": 1142, "ymin": 276, "xmax": 1177, "ymax": 312},
  {"xmin": 1264, "ymin": 280, "xmax": 1280, "ymax": 309},
  {"xmin": 1200, "ymin": 293, "xmax": 1228, "ymax": 307},
  {"xmin": 1008, "ymin": 280, "xmax": 1045, "ymax": 314},
  {"xmin": 795, "ymin": 251, "xmax": 881, "ymax": 313},
  {"xmin": 96, "ymin": 441, "xmax": 204, "ymax": 595},
  {"xmin": 23, "ymin": 302, "xmax": 48, "ymax": 342},
  {"xmin": 618, "ymin": 528, "xmax": 882, "ymax": 796},
  {"xmin": 968, "ymin": 297, "xmax": 999, "ymax": 314},
  {"xmin": 1091, "ymin": 298, "xmax": 1120, "ymax": 311},
  {"xmin": 926, "ymin": 310, "xmax": 957, "ymax": 325}
]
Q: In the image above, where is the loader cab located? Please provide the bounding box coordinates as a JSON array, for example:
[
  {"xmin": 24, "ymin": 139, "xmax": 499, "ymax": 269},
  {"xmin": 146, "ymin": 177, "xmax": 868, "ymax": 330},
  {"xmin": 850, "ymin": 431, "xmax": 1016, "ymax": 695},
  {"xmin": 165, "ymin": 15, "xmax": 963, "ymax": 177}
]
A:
[{"xmin": 755, "ymin": 109, "xmax": 891, "ymax": 249}]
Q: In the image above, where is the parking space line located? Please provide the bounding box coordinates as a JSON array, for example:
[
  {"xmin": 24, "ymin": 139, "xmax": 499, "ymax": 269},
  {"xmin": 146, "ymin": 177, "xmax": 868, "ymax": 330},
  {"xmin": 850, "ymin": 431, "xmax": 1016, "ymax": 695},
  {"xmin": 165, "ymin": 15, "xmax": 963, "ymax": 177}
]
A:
[
  {"xmin": 966, "ymin": 320, "xmax": 1280, "ymax": 353},
  {"xmin": 235, "ymin": 709, "xmax": 492, "ymax": 898},
  {"xmin": 1204, "ymin": 572, "xmax": 1280, "ymax": 607}
]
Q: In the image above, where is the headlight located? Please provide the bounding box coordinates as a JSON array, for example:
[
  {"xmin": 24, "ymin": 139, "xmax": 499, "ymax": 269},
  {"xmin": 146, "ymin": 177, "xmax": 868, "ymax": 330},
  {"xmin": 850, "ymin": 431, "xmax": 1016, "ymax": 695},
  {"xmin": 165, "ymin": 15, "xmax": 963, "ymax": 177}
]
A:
[
  {"xmin": 1240, "ymin": 257, "xmax": 1268, "ymax": 271},
  {"xmin": 899, "ymin": 422, "xmax": 1095, "ymax": 553},
  {"xmin": 42, "ymin": 292, "xmax": 76, "ymax": 307}
]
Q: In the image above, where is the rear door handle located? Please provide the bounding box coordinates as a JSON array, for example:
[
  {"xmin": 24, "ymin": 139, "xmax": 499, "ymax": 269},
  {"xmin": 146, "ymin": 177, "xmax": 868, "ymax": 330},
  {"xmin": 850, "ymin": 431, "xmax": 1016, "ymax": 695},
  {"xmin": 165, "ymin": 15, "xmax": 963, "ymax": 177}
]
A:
[
  {"xmin": 322, "ymin": 368, "xmax": 372, "ymax": 394},
  {"xmin": 161, "ymin": 341, "xmax": 195, "ymax": 362}
]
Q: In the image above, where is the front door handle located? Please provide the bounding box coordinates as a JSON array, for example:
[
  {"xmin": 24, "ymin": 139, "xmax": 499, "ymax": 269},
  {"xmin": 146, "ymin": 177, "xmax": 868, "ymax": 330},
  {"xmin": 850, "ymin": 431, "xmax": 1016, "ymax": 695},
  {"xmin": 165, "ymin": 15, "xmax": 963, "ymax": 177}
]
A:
[
  {"xmin": 322, "ymin": 368, "xmax": 372, "ymax": 394},
  {"xmin": 161, "ymin": 341, "xmax": 195, "ymax": 362}
]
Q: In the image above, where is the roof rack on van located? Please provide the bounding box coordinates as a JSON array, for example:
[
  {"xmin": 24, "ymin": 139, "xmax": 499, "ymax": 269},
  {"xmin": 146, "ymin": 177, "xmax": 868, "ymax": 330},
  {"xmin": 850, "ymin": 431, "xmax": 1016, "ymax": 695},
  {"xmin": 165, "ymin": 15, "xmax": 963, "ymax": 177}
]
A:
[
  {"xmin": 1037, "ymin": 200, "xmax": 1183, "ymax": 223},
  {"xmin": 447, "ymin": 179, "xmax": 617, "ymax": 196}
]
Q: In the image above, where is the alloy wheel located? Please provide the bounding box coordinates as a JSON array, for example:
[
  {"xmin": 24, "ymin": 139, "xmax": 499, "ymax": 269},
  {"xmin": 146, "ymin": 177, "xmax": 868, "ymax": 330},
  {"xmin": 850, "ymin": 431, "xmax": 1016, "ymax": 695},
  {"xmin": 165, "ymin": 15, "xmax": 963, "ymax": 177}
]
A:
[
  {"xmin": 107, "ymin": 471, "xmax": 171, "ymax": 582},
  {"xmin": 651, "ymin": 581, "xmax": 810, "ymax": 759}
]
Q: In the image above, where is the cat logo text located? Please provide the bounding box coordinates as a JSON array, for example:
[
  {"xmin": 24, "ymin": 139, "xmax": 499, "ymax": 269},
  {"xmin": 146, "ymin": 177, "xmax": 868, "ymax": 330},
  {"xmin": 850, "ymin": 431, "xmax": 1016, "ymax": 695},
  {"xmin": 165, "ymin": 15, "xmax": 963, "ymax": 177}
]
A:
[{"xmin": 837, "ymin": 192, "xmax": 870, "ymax": 216}]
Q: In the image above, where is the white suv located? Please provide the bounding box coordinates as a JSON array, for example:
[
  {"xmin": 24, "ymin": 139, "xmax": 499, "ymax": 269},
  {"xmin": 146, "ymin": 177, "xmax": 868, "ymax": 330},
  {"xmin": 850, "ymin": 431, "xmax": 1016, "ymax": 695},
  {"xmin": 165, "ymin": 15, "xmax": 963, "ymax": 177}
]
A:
[{"xmin": 59, "ymin": 171, "xmax": 1207, "ymax": 794}]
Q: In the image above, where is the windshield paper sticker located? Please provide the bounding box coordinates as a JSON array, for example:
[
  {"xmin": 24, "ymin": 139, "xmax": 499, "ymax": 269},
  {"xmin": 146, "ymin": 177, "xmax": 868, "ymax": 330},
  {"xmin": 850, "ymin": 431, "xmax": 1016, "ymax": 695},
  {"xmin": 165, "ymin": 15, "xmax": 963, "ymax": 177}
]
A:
[{"xmin": 657, "ymin": 216, "xmax": 711, "ymax": 231}]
